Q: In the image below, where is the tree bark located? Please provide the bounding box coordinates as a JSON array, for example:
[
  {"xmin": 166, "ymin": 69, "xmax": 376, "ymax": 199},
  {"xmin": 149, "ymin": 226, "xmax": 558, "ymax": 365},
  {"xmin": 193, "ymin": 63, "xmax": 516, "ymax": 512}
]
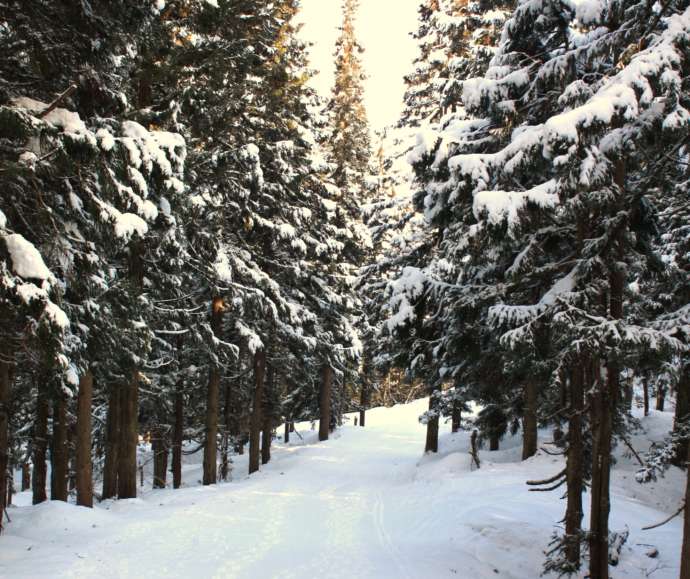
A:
[
  {"xmin": 489, "ymin": 433, "xmax": 500, "ymax": 451},
  {"xmin": 680, "ymin": 440, "xmax": 690, "ymax": 579},
  {"xmin": 643, "ymin": 375, "xmax": 649, "ymax": 417},
  {"xmin": 261, "ymin": 364, "xmax": 274, "ymax": 465},
  {"xmin": 522, "ymin": 381, "xmax": 538, "ymax": 460},
  {"xmin": 220, "ymin": 380, "xmax": 231, "ymax": 482},
  {"xmin": 249, "ymin": 350, "xmax": 266, "ymax": 474},
  {"xmin": 451, "ymin": 401, "xmax": 461, "ymax": 434},
  {"xmin": 425, "ymin": 389, "xmax": 439, "ymax": 453},
  {"xmin": 284, "ymin": 421, "xmax": 290, "ymax": 444},
  {"xmin": 117, "ymin": 372, "xmax": 139, "ymax": 499},
  {"xmin": 564, "ymin": 364, "xmax": 584, "ymax": 569},
  {"xmin": 203, "ymin": 296, "xmax": 224, "ymax": 486},
  {"xmin": 203, "ymin": 368, "xmax": 220, "ymax": 485},
  {"xmin": 51, "ymin": 395, "xmax": 68, "ymax": 501},
  {"xmin": 359, "ymin": 380, "xmax": 369, "ymax": 428},
  {"xmin": 152, "ymin": 425, "xmax": 168, "ymax": 489},
  {"xmin": 172, "ymin": 389, "xmax": 183, "ymax": 489},
  {"xmin": 76, "ymin": 370, "xmax": 93, "ymax": 507},
  {"xmin": 22, "ymin": 462, "xmax": 30, "ymax": 492},
  {"xmin": 102, "ymin": 387, "xmax": 120, "ymax": 500},
  {"xmin": 32, "ymin": 394, "xmax": 49, "ymax": 505},
  {"xmin": 319, "ymin": 364, "xmax": 333, "ymax": 442},
  {"xmin": 0, "ymin": 361, "xmax": 10, "ymax": 522},
  {"xmin": 655, "ymin": 384, "xmax": 665, "ymax": 411},
  {"xmin": 674, "ymin": 364, "xmax": 689, "ymax": 467}
]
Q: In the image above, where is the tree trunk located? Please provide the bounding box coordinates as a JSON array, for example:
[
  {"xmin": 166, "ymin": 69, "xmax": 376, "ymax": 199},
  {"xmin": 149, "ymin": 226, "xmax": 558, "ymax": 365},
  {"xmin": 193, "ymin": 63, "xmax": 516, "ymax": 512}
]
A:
[
  {"xmin": 0, "ymin": 361, "xmax": 10, "ymax": 521},
  {"xmin": 564, "ymin": 364, "xmax": 584, "ymax": 569},
  {"xmin": 76, "ymin": 370, "xmax": 93, "ymax": 507},
  {"xmin": 51, "ymin": 395, "xmax": 68, "ymax": 501},
  {"xmin": 261, "ymin": 365, "xmax": 274, "ymax": 465},
  {"xmin": 451, "ymin": 401, "xmax": 461, "ymax": 434},
  {"xmin": 220, "ymin": 380, "xmax": 231, "ymax": 482},
  {"xmin": 623, "ymin": 376, "xmax": 633, "ymax": 414},
  {"xmin": 489, "ymin": 433, "xmax": 500, "ymax": 451},
  {"xmin": 674, "ymin": 365, "xmax": 689, "ymax": 467},
  {"xmin": 152, "ymin": 425, "xmax": 168, "ymax": 489},
  {"xmin": 172, "ymin": 389, "xmax": 183, "ymax": 489},
  {"xmin": 643, "ymin": 375, "xmax": 649, "ymax": 417},
  {"xmin": 261, "ymin": 423, "xmax": 271, "ymax": 465},
  {"xmin": 203, "ymin": 368, "xmax": 220, "ymax": 485},
  {"xmin": 655, "ymin": 384, "xmax": 665, "ymax": 411},
  {"xmin": 522, "ymin": 381, "xmax": 538, "ymax": 460},
  {"xmin": 359, "ymin": 380, "xmax": 368, "ymax": 428},
  {"xmin": 680, "ymin": 440, "xmax": 690, "ymax": 579},
  {"xmin": 319, "ymin": 364, "xmax": 333, "ymax": 442},
  {"xmin": 32, "ymin": 394, "xmax": 49, "ymax": 505},
  {"xmin": 117, "ymin": 372, "xmax": 139, "ymax": 499},
  {"xmin": 249, "ymin": 350, "xmax": 266, "ymax": 475},
  {"xmin": 22, "ymin": 462, "xmax": 30, "ymax": 492},
  {"xmin": 102, "ymin": 387, "xmax": 120, "ymax": 500},
  {"xmin": 203, "ymin": 296, "xmax": 224, "ymax": 486},
  {"xmin": 424, "ymin": 390, "xmax": 439, "ymax": 453},
  {"xmin": 284, "ymin": 421, "xmax": 290, "ymax": 444}
]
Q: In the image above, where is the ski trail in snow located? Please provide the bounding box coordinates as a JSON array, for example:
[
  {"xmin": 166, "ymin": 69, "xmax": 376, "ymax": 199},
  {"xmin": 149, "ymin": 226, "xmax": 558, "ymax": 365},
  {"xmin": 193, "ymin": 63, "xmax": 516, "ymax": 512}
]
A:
[{"xmin": 373, "ymin": 490, "xmax": 412, "ymax": 579}]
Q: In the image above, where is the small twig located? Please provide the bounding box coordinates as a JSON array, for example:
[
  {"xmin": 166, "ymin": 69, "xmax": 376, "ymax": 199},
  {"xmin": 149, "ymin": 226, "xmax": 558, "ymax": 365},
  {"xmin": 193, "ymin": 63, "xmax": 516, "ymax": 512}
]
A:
[
  {"xmin": 642, "ymin": 502, "xmax": 685, "ymax": 531},
  {"xmin": 39, "ymin": 84, "xmax": 77, "ymax": 118}
]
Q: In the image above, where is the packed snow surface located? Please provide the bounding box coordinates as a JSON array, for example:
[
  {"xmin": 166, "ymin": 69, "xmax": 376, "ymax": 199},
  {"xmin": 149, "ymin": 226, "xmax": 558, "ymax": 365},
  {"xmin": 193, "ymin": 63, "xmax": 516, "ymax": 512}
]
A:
[{"xmin": 1, "ymin": 399, "xmax": 683, "ymax": 578}]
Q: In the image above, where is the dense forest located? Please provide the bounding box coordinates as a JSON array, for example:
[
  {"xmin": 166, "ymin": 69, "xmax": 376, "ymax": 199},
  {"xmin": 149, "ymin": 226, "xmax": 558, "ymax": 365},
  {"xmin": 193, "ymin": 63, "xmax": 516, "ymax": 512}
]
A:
[{"xmin": 0, "ymin": 0, "xmax": 688, "ymax": 578}]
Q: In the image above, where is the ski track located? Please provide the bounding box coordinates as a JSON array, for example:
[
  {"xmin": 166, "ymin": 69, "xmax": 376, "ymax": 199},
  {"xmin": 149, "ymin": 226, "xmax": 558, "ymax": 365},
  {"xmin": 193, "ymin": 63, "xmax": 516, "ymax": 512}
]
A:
[{"xmin": 1, "ymin": 399, "xmax": 684, "ymax": 579}]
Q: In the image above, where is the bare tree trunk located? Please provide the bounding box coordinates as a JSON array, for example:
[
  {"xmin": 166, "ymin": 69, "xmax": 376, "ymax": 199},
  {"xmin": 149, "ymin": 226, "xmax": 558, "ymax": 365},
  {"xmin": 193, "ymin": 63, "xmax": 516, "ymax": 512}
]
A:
[
  {"xmin": 359, "ymin": 380, "xmax": 368, "ymax": 428},
  {"xmin": 32, "ymin": 394, "xmax": 49, "ymax": 505},
  {"xmin": 284, "ymin": 421, "xmax": 290, "ymax": 444},
  {"xmin": 643, "ymin": 375, "xmax": 649, "ymax": 417},
  {"xmin": 203, "ymin": 297, "xmax": 224, "ymax": 486},
  {"xmin": 623, "ymin": 375, "xmax": 633, "ymax": 414},
  {"xmin": 102, "ymin": 387, "xmax": 120, "ymax": 499},
  {"xmin": 249, "ymin": 350, "xmax": 266, "ymax": 475},
  {"xmin": 172, "ymin": 389, "xmax": 183, "ymax": 489},
  {"xmin": 674, "ymin": 365, "xmax": 689, "ymax": 467},
  {"xmin": 522, "ymin": 381, "xmax": 538, "ymax": 460},
  {"xmin": 22, "ymin": 462, "xmax": 30, "ymax": 491},
  {"xmin": 152, "ymin": 425, "xmax": 168, "ymax": 489},
  {"xmin": 489, "ymin": 433, "xmax": 500, "ymax": 451},
  {"xmin": 261, "ymin": 365, "xmax": 274, "ymax": 465},
  {"xmin": 0, "ymin": 361, "xmax": 10, "ymax": 524},
  {"xmin": 680, "ymin": 440, "xmax": 690, "ymax": 579},
  {"xmin": 425, "ymin": 389, "xmax": 439, "ymax": 453},
  {"xmin": 203, "ymin": 368, "xmax": 220, "ymax": 485},
  {"xmin": 51, "ymin": 395, "xmax": 68, "ymax": 501},
  {"xmin": 565, "ymin": 364, "xmax": 584, "ymax": 569},
  {"xmin": 117, "ymin": 372, "xmax": 139, "ymax": 499},
  {"xmin": 655, "ymin": 384, "xmax": 665, "ymax": 411},
  {"xmin": 319, "ymin": 364, "xmax": 333, "ymax": 442},
  {"xmin": 5, "ymin": 468, "xmax": 12, "ymax": 508},
  {"xmin": 76, "ymin": 370, "xmax": 93, "ymax": 507},
  {"xmin": 220, "ymin": 380, "xmax": 231, "ymax": 481},
  {"xmin": 451, "ymin": 401, "xmax": 461, "ymax": 434}
]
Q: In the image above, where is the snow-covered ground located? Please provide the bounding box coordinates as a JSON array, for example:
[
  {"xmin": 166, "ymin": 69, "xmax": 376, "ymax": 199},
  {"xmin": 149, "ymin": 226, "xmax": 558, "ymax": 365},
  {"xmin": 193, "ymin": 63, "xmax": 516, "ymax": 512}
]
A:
[{"xmin": 1, "ymin": 399, "xmax": 684, "ymax": 578}]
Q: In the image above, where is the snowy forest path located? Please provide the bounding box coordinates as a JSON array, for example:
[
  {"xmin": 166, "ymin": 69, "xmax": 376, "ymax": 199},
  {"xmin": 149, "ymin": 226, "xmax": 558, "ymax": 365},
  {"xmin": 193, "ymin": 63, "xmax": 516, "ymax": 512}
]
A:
[{"xmin": 2, "ymin": 400, "xmax": 684, "ymax": 579}]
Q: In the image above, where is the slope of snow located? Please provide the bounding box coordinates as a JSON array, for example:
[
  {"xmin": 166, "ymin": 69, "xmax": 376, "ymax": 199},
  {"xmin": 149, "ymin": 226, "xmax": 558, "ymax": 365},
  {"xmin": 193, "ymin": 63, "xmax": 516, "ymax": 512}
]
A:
[{"xmin": 1, "ymin": 399, "xmax": 683, "ymax": 578}]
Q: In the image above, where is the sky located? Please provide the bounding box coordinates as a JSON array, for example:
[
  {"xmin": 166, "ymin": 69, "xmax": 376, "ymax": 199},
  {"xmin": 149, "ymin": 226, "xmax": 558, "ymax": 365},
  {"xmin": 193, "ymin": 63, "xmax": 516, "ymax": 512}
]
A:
[{"xmin": 297, "ymin": 0, "xmax": 421, "ymax": 133}]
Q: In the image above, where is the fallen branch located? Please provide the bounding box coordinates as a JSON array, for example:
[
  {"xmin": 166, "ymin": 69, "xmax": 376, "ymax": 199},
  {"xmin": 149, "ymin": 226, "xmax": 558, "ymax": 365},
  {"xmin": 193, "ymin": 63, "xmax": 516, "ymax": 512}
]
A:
[
  {"xmin": 621, "ymin": 435, "xmax": 645, "ymax": 466},
  {"xmin": 527, "ymin": 468, "xmax": 566, "ymax": 486},
  {"xmin": 642, "ymin": 502, "xmax": 685, "ymax": 531},
  {"xmin": 39, "ymin": 84, "xmax": 77, "ymax": 118},
  {"xmin": 529, "ymin": 478, "xmax": 567, "ymax": 492}
]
